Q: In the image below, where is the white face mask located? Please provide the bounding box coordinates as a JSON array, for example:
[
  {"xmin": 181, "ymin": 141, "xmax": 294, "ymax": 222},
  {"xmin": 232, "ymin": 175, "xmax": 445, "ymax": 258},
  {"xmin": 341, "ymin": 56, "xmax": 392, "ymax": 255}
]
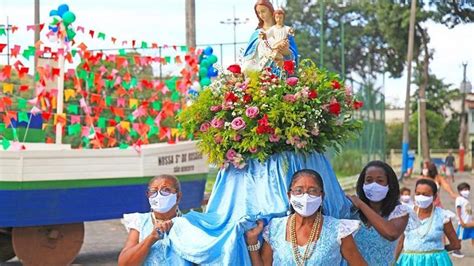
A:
[
  {"xmin": 422, "ymin": 168, "xmax": 429, "ymax": 176},
  {"xmin": 400, "ymin": 195, "xmax": 411, "ymax": 203},
  {"xmin": 149, "ymin": 193, "xmax": 177, "ymax": 213},
  {"xmin": 415, "ymin": 195, "xmax": 433, "ymax": 209},
  {"xmin": 290, "ymin": 194, "xmax": 322, "ymax": 217},
  {"xmin": 363, "ymin": 183, "xmax": 389, "ymax": 202},
  {"xmin": 461, "ymin": 190, "xmax": 470, "ymax": 198}
]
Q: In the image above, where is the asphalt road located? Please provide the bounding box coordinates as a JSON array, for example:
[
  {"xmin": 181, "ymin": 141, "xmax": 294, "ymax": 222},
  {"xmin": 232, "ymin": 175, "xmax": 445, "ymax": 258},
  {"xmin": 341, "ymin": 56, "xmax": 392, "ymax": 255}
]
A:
[{"xmin": 4, "ymin": 173, "xmax": 473, "ymax": 265}]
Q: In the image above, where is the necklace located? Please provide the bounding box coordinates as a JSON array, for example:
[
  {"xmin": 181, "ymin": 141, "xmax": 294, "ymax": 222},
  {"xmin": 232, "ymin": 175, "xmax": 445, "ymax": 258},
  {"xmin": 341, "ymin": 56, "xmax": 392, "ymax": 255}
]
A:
[
  {"xmin": 415, "ymin": 205, "xmax": 435, "ymax": 239},
  {"xmin": 290, "ymin": 211, "xmax": 322, "ymax": 266},
  {"xmin": 151, "ymin": 209, "xmax": 182, "ymax": 224}
]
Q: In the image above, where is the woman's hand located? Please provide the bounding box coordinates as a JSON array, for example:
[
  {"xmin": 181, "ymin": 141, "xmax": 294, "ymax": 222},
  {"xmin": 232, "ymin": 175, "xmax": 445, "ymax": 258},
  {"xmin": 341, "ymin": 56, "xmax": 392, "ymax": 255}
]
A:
[
  {"xmin": 152, "ymin": 220, "xmax": 174, "ymax": 240},
  {"xmin": 347, "ymin": 195, "xmax": 362, "ymax": 209},
  {"xmin": 275, "ymin": 40, "xmax": 290, "ymax": 55},
  {"xmin": 245, "ymin": 220, "xmax": 264, "ymax": 245}
]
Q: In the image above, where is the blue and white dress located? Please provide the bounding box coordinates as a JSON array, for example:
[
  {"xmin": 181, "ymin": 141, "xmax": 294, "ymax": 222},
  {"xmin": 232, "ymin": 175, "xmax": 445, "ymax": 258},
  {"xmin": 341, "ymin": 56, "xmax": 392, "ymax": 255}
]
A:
[
  {"xmin": 397, "ymin": 207, "xmax": 453, "ymax": 266},
  {"xmin": 122, "ymin": 212, "xmax": 193, "ymax": 266},
  {"xmin": 262, "ymin": 215, "xmax": 360, "ymax": 265},
  {"xmin": 353, "ymin": 204, "xmax": 417, "ymax": 266}
]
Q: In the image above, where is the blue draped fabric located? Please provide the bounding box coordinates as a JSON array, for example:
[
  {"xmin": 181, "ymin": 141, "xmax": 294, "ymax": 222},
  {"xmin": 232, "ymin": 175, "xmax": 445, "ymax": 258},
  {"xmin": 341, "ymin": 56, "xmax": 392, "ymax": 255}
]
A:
[{"xmin": 169, "ymin": 151, "xmax": 352, "ymax": 265}]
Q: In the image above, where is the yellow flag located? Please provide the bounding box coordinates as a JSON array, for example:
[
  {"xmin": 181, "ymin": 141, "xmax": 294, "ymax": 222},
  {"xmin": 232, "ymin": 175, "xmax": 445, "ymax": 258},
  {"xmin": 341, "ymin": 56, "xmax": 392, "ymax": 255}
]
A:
[
  {"xmin": 129, "ymin": 98, "xmax": 138, "ymax": 109},
  {"xmin": 65, "ymin": 89, "xmax": 76, "ymax": 101},
  {"xmin": 107, "ymin": 127, "xmax": 115, "ymax": 135},
  {"xmin": 3, "ymin": 83, "xmax": 13, "ymax": 94},
  {"xmin": 120, "ymin": 121, "xmax": 131, "ymax": 132}
]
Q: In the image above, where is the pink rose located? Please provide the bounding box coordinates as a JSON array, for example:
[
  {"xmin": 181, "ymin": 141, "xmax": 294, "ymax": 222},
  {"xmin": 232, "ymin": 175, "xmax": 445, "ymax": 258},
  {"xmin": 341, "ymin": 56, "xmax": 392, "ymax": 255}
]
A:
[
  {"xmin": 210, "ymin": 105, "xmax": 222, "ymax": 112},
  {"xmin": 245, "ymin": 106, "xmax": 259, "ymax": 119},
  {"xmin": 200, "ymin": 122, "xmax": 211, "ymax": 132},
  {"xmin": 222, "ymin": 101, "xmax": 234, "ymax": 110},
  {"xmin": 249, "ymin": 147, "xmax": 258, "ymax": 153},
  {"xmin": 231, "ymin": 117, "xmax": 246, "ymax": 130},
  {"xmin": 269, "ymin": 134, "xmax": 280, "ymax": 143},
  {"xmin": 233, "ymin": 134, "xmax": 242, "ymax": 141},
  {"xmin": 226, "ymin": 149, "xmax": 237, "ymax": 161},
  {"xmin": 283, "ymin": 94, "xmax": 297, "ymax": 103},
  {"xmin": 211, "ymin": 117, "xmax": 224, "ymax": 128},
  {"xmin": 286, "ymin": 77, "xmax": 299, "ymax": 86}
]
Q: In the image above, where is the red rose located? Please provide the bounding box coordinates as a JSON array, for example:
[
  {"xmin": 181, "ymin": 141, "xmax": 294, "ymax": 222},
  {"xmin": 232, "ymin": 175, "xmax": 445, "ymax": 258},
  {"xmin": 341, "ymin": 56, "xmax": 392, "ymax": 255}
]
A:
[
  {"xmin": 258, "ymin": 114, "xmax": 269, "ymax": 127},
  {"xmin": 225, "ymin": 92, "xmax": 239, "ymax": 102},
  {"xmin": 227, "ymin": 64, "xmax": 241, "ymax": 74},
  {"xmin": 243, "ymin": 94, "xmax": 252, "ymax": 103},
  {"xmin": 283, "ymin": 60, "xmax": 295, "ymax": 74},
  {"xmin": 328, "ymin": 102, "xmax": 341, "ymax": 115},
  {"xmin": 331, "ymin": 80, "xmax": 341, "ymax": 89},
  {"xmin": 353, "ymin": 101, "xmax": 364, "ymax": 110},
  {"xmin": 308, "ymin": 90, "xmax": 318, "ymax": 99}
]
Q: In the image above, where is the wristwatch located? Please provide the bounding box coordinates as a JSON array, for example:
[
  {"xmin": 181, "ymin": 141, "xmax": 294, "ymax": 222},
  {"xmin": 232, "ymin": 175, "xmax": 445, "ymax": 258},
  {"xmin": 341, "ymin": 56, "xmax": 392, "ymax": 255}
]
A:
[
  {"xmin": 247, "ymin": 240, "xmax": 261, "ymax": 252},
  {"xmin": 156, "ymin": 228, "xmax": 165, "ymax": 239}
]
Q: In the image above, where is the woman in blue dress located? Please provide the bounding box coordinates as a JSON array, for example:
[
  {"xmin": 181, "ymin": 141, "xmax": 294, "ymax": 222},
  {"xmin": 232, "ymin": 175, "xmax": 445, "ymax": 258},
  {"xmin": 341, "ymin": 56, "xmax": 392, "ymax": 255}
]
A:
[
  {"xmin": 348, "ymin": 161, "xmax": 417, "ymax": 265},
  {"xmin": 245, "ymin": 169, "xmax": 366, "ymax": 265},
  {"xmin": 396, "ymin": 178, "xmax": 460, "ymax": 265},
  {"xmin": 118, "ymin": 175, "xmax": 192, "ymax": 266}
]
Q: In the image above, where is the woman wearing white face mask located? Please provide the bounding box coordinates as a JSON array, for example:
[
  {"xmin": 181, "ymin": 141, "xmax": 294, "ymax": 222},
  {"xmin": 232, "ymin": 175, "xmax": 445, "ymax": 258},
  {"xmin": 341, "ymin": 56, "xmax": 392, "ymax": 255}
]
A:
[
  {"xmin": 396, "ymin": 178, "xmax": 460, "ymax": 265},
  {"xmin": 419, "ymin": 162, "xmax": 457, "ymax": 208},
  {"xmin": 119, "ymin": 175, "xmax": 192, "ymax": 266},
  {"xmin": 245, "ymin": 169, "xmax": 366, "ymax": 265},
  {"xmin": 347, "ymin": 161, "xmax": 417, "ymax": 266}
]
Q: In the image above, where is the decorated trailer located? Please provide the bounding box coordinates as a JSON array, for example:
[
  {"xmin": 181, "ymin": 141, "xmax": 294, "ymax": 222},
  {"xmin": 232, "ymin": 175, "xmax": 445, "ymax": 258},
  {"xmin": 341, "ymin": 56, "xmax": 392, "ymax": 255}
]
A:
[{"xmin": 0, "ymin": 141, "xmax": 208, "ymax": 264}]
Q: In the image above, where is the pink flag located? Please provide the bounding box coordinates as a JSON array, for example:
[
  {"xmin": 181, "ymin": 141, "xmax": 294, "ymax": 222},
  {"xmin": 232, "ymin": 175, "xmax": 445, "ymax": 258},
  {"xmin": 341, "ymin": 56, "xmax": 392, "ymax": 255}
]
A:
[{"xmin": 70, "ymin": 115, "xmax": 81, "ymax": 124}]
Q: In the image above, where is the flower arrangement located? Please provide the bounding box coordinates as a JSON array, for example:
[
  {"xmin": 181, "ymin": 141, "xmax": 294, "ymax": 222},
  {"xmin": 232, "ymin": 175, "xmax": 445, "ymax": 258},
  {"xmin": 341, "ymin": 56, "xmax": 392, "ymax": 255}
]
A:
[{"xmin": 178, "ymin": 59, "xmax": 363, "ymax": 168}]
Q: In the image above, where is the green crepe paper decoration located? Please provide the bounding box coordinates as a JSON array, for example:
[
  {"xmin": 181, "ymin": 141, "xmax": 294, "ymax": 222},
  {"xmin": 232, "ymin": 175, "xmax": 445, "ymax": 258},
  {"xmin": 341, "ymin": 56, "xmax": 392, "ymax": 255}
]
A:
[
  {"xmin": 78, "ymin": 69, "xmax": 87, "ymax": 79},
  {"xmin": 62, "ymin": 11, "xmax": 76, "ymax": 25},
  {"xmin": 187, "ymin": 133, "xmax": 194, "ymax": 140},
  {"xmin": 50, "ymin": 17, "xmax": 60, "ymax": 26},
  {"xmin": 67, "ymin": 124, "xmax": 81, "ymax": 135},
  {"xmin": 127, "ymin": 114, "xmax": 136, "ymax": 122},
  {"xmin": 66, "ymin": 28, "xmax": 76, "ymax": 40},
  {"xmin": 141, "ymin": 41, "xmax": 148, "ymax": 49},
  {"xmin": 71, "ymin": 49, "xmax": 77, "ymax": 57},
  {"xmin": 122, "ymin": 81, "xmax": 131, "ymax": 90},
  {"xmin": 0, "ymin": 28, "xmax": 6, "ymax": 36},
  {"xmin": 2, "ymin": 138, "xmax": 10, "ymax": 150},
  {"xmin": 119, "ymin": 142, "xmax": 129, "ymax": 149},
  {"xmin": 115, "ymin": 116, "xmax": 121, "ymax": 123},
  {"xmin": 207, "ymin": 55, "xmax": 218, "ymax": 64},
  {"xmin": 0, "ymin": 123, "xmax": 5, "ymax": 133},
  {"xmin": 148, "ymin": 125, "xmax": 158, "ymax": 137},
  {"xmin": 152, "ymin": 101, "xmax": 162, "ymax": 111},
  {"xmin": 119, "ymin": 49, "xmax": 126, "ymax": 56},
  {"xmin": 98, "ymin": 117, "xmax": 106, "ymax": 129},
  {"xmin": 18, "ymin": 112, "xmax": 29, "ymax": 123},
  {"xmin": 35, "ymin": 72, "xmax": 40, "ymax": 81},
  {"xmin": 171, "ymin": 91, "xmax": 180, "ymax": 102},
  {"xmin": 180, "ymin": 46, "xmax": 188, "ymax": 52},
  {"xmin": 130, "ymin": 129, "xmax": 138, "ymax": 138},
  {"xmin": 98, "ymin": 32, "xmax": 106, "ymax": 40},
  {"xmin": 165, "ymin": 56, "xmax": 171, "ymax": 63},
  {"xmin": 165, "ymin": 77, "xmax": 177, "ymax": 90},
  {"xmin": 145, "ymin": 117, "xmax": 154, "ymax": 126},
  {"xmin": 105, "ymin": 79, "xmax": 114, "ymax": 89},
  {"xmin": 105, "ymin": 96, "xmax": 112, "ymax": 107},
  {"xmin": 68, "ymin": 104, "xmax": 79, "ymax": 114},
  {"xmin": 131, "ymin": 77, "xmax": 138, "ymax": 88},
  {"xmin": 22, "ymin": 49, "xmax": 34, "ymax": 60},
  {"xmin": 18, "ymin": 98, "xmax": 27, "ymax": 109},
  {"xmin": 82, "ymin": 137, "xmax": 90, "ymax": 148}
]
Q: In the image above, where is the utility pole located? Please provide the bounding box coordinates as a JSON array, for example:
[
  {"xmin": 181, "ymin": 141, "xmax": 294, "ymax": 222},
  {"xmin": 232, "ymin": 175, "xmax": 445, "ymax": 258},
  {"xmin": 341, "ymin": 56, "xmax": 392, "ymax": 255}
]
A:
[
  {"xmin": 185, "ymin": 0, "xmax": 196, "ymax": 48},
  {"xmin": 319, "ymin": 0, "xmax": 324, "ymax": 68},
  {"xmin": 0, "ymin": 16, "xmax": 12, "ymax": 66},
  {"xmin": 459, "ymin": 62, "xmax": 470, "ymax": 172},
  {"xmin": 401, "ymin": 0, "xmax": 417, "ymax": 178},
  {"xmin": 34, "ymin": 0, "xmax": 40, "ymax": 85},
  {"xmin": 220, "ymin": 6, "xmax": 249, "ymax": 63}
]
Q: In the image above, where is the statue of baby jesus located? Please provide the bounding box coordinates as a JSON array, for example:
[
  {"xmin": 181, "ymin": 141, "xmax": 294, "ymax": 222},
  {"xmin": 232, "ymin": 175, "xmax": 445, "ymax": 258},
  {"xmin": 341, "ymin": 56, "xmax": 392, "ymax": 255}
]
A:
[{"xmin": 260, "ymin": 9, "xmax": 294, "ymax": 68}]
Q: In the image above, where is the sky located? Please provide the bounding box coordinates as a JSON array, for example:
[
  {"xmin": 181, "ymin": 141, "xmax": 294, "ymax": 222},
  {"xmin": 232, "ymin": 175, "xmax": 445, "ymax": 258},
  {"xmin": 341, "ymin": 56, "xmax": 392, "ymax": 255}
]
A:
[{"xmin": 0, "ymin": 0, "xmax": 473, "ymax": 107}]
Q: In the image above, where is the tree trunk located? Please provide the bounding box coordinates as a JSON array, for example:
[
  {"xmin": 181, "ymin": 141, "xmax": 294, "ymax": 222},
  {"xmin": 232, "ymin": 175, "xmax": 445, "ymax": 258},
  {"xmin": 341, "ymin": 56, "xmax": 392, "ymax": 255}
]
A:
[
  {"xmin": 418, "ymin": 25, "xmax": 430, "ymax": 161},
  {"xmin": 185, "ymin": 0, "xmax": 196, "ymax": 48}
]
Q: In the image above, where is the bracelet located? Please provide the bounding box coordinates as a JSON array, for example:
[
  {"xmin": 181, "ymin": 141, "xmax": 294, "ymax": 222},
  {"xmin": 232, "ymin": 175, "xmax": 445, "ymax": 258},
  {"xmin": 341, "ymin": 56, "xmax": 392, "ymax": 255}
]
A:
[
  {"xmin": 247, "ymin": 240, "xmax": 261, "ymax": 252},
  {"xmin": 156, "ymin": 228, "xmax": 165, "ymax": 239}
]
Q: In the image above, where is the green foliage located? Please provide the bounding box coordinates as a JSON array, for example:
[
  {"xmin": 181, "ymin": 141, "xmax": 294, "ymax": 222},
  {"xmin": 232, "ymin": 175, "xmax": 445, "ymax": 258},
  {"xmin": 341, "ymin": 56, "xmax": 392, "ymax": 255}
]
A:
[
  {"xmin": 332, "ymin": 149, "xmax": 363, "ymax": 177},
  {"xmin": 178, "ymin": 59, "xmax": 363, "ymax": 167},
  {"xmin": 386, "ymin": 122, "xmax": 404, "ymax": 150}
]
